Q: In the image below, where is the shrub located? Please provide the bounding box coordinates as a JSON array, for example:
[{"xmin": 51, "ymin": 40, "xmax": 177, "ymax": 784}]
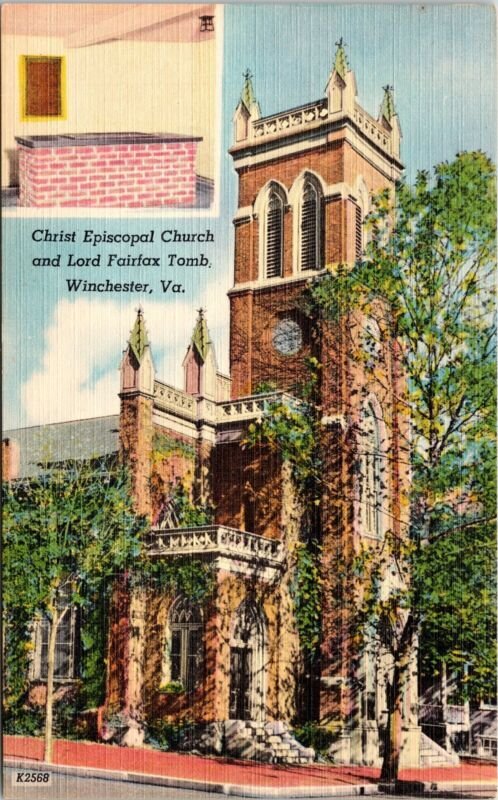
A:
[
  {"xmin": 292, "ymin": 722, "xmax": 336, "ymax": 756},
  {"xmin": 146, "ymin": 719, "xmax": 196, "ymax": 752}
]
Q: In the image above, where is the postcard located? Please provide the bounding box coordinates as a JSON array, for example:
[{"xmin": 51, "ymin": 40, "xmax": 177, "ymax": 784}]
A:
[{"xmin": 2, "ymin": 4, "xmax": 496, "ymax": 798}]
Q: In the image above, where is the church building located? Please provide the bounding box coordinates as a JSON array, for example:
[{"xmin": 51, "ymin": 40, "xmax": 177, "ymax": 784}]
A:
[
  {"xmin": 4, "ymin": 43, "xmax": 428, "ymax": 767},
  {"xmin": 104, "ymin": 41, "xmax": 419, "ymax": 766}
]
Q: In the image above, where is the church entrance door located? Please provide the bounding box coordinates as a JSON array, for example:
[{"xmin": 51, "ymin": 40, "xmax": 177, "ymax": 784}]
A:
[
  {"xmin": 229, "ymin": 646, "xmax": 252, "ymax": 720},
  {"xmin": 229, "ymin": 599, "xmax": 266, "ymax": 720}
]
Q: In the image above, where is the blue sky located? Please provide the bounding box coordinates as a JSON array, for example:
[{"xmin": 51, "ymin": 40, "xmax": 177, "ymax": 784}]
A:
[{"xmin": 3, "ymin": 3, "xmax": 496, "ymax": 429}]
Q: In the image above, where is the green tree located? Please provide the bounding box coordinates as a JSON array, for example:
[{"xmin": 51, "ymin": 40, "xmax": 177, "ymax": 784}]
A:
[
  {"xmin": 306, "ymin": 151, "xmax": 496, "ymax": 781},
  {"xmin": 3, "ymin": 461, "xmax": 145, "ymax": 763}
]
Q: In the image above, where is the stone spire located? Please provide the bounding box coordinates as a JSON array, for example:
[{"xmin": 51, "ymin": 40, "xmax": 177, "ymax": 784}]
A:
[
  {"xmin": 379, "ymin": 84, "xmax": 396, "ymax": 124},
  {"xmin": 325, "ymin": 37, "xmax": 357, "ymax": 115},
  {"xmin": 120, "ymin": 307, "xmax": 154, "ymax": 395},
  {"xmin": 240, "ymin": 69, "xmax": 257, "ymax": 112},
  {"xmin": 233, "ymin": 68, "xmax": 261, "ymax": 143},
  {"xmin": 191, "ymin": 307, "xmax": 210, "ymax": 362},
  {"xmin": 333, "ymin": 37, "xmax": 349, "ymax": 81},
  {"xmin": 183, "ymin": 309, "xmax": 218, "ymax": 399},
  {"xmin": 128, "ymin": 307, "xmax": 149, "ymax": 364},
  {"xmin": 378, "ymin": 84, "xmax": 401, "ymax": 158}
]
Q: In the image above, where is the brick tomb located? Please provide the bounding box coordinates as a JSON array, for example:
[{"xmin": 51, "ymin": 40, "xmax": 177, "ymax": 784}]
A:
[{"xmin": 16, "ymin": 132, "xmax": 201, "ymax": 208}]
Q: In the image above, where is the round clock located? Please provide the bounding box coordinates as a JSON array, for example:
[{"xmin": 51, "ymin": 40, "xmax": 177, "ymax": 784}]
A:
[{"xmin": 272, "ymin": 318, "xmax": 303, "ymax": 356}]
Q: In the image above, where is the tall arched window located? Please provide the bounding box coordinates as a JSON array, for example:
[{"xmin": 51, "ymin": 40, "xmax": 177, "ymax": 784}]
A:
[
  {"xmin": 362, "ymin": 640, "xmax": 378, "ymax": 722},
  {"xmin": 265, "ymin": 189, "xmax": 284, "ymax": 278},
  {"xmin": 169, "ymin": 596, "xmax": 203, "ymax": 693},
  {"xmin": 300, "ymin": 178, "xmax": 323, "ymax": 271},
  {"xmin": 353, "ymin": 177, "xmax": 370, "ymax": 260},
  {"xmin": 256, "ymin": 182, "xmax": 287, "ymax": 280},
  {"xmin": 361, "ymin": 403, "xmax": 383, "ymax": 538},
  {"xmin": 229, "ymin": 599, "xmax": 266, "ymax": 720},
  {"xmin": 355, "ymin": 203, "xmax": 363, "ymax": 260}
]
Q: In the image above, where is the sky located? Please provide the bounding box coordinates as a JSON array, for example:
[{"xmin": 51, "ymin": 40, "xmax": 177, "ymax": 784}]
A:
[{"xmin": 3, "ymin": 3, "xmax": 496, "ymax": 430}]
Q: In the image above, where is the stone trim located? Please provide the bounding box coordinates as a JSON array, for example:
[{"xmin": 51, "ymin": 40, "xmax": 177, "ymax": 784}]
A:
[
  {"xmin": 147, "ymin": 525, "xmax": 285, "ymax": 576},
  {"xmin": 231, "ymin": 120, "xmax": 402, "ymax": 181}
]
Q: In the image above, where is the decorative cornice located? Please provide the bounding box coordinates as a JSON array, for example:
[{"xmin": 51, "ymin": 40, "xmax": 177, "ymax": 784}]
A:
[
  {"xmin": 230, "ymin": 103, "xmax": 403, "ymax": 174},
  {"xmin": 152, "ymin": 382, "xmax": 300, "ymax": 432}
]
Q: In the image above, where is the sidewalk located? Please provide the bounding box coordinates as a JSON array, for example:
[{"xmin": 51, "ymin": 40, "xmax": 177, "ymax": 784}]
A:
[{"xmin": 4, "ymin": 735, "xmax": 497, "ymax": 797}]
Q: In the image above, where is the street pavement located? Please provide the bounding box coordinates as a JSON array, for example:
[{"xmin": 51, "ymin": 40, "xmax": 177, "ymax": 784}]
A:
[
  {"xmin": 3, "ymin": 735, "xmax": 496, "ymax": 800},
  {"xmin": 4, "ymin": 768, "xmax": 497, "ymax": 800}
]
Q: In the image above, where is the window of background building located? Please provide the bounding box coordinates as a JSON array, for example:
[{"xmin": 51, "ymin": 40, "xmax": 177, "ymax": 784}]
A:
[{"xmin": 20, "ymin": 56, "xmax": 66, "ymax": 120}]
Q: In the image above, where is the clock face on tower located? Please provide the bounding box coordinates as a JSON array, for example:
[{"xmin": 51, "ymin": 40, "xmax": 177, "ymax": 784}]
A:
[{"xmin": 272, "ymin": 318, "xmax": 303, "ymax": 356}]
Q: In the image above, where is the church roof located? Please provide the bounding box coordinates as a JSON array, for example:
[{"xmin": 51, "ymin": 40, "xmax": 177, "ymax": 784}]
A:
[{"xmin": 3, "ymin": 415, "xmax": 119, "ymax": 478}]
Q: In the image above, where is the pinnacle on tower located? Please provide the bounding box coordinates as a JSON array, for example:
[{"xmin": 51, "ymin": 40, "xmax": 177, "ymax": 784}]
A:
[
  {"xmin": 333, "ymin": 37, "xmax": 349, "ymax": 80},
  {"xmin": 128, "ymin": 307, "xmax": 150, "ymax": 363},
  {"xmin": 240, "ymin": 68, "xmax": 257, "ymax": 112},
  {"xmin": 379, "ymin": 84, "xmax": 396, "ymax": 123},
  {"xmin": 191, "ymin": 308, "xmax": 210, "ymax": 362}
]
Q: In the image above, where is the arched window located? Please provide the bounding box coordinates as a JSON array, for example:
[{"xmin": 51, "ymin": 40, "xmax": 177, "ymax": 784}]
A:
[
  {"xmin": 362, "ymin": 640, "xmax": 378, "ymax": 722},
  {"xmin": 300, "ymin": 178, "xmax": 323, "ymax": 271},
  {"xmin": 265, "ymin": 189, "xmax": 284, "ymax": 278},
  {"xmin": 353, "ymin": 177, "xmax": 370, "ymax": 260},
  {"xmin": 255, "ymin": 182, "xmax": 287, "ymax": 280},
  {"xmin": 355, "ymin": 203, "xmax": 363, "ymax": 260},
  {"xmin": 169, "ymin": 596, "xmax": 203, "ymax": 693},
  {"xmin": 361, "ymin": 403, "xmax": 383, "ymax": 538},
  {"xmin": 229, "ymin": 599, "xmax": 266, "ymax": 720}
]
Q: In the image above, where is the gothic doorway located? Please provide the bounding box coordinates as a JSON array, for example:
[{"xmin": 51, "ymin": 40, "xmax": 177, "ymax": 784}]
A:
[{"xmin": 229, "ymin": 599, "xmax": 265, "ymax": 720}]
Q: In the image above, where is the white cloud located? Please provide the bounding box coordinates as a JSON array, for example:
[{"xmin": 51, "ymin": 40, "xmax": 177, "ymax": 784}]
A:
[{"xmin": 21, "ymin": 292, "xmax": 230, "ymax": 427}]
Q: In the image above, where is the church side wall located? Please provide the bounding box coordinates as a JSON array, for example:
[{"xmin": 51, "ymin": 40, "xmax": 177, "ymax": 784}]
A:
[{"xmin": 212, "ymin": 439, "xmax": 283, "ymax": 539}]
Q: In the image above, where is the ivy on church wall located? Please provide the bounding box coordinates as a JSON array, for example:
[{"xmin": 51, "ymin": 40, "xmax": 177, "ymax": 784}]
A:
[
  {"xmin": 79, "ymin": 586, "xmax": 111, "ymax": 708},
  {"xmin": 291, "ymin": 541, "xmax": 323, "ymax": 653},
  {"xmin": 150, "ymin": 431, "xmax": 203, "ymax": 525},
  {"xmin": 3, "ymin": 608, "xmax": 35, "ymax": 713},
  {"xmin": 138, "ymin": 556, "xmax": 215, "ymax": 603},
  {"xmin": 245, "ymin": 360, "xmax": 323, "ymax": 654},
  {"xmin": 152, "ymin": 432, "xmax": 196, "ymax": 461}
]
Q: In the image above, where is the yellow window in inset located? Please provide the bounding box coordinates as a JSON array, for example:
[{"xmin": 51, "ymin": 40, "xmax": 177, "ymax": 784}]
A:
[{"xmin": 20, "ymin": 56, "xmax": 67, "ymax": 121}]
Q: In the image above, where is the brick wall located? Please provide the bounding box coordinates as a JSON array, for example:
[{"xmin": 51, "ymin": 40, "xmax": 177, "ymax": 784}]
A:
[
  {"xmin": 213, "ymin": 439, "xmax": 283, "ymax": 539},
  {"xmin": 236, "ymin": 140, "xmax": 343, "ymax": 208},
  {"xmin": 2, "ymin": 437, "xmax": 20, "ymax": 481},
  {"xmin": 119, "ymin": 393, "xmax": 154, "ymax": 518},
  {"xmin": 229, "ymin": 281, "xmax": 315, "ymax": 397},
  {"xmin": 18, "ymin": 141, "xmax": 198, "ymax": 208}
]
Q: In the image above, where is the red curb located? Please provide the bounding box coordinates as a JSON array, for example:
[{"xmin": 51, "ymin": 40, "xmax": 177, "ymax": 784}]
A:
[{"xmin": 3, "ymin": 736, "xmax": 497, "ymax": 790}]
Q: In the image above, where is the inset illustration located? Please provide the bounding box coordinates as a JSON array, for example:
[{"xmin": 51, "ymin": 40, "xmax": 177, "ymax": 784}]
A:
[{"xmin": 2, "ymin": 4, "xmax": 218, "ymax": 209}]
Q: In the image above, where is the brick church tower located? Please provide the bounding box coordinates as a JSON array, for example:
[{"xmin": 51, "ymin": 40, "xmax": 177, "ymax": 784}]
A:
[
  {"xmin": 227, "ymin": 42, "xmax": 418, "ymax": 764},
  {"xmin": 228, "ymin": 41, "xmax": 401, "ymax": 397}
]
